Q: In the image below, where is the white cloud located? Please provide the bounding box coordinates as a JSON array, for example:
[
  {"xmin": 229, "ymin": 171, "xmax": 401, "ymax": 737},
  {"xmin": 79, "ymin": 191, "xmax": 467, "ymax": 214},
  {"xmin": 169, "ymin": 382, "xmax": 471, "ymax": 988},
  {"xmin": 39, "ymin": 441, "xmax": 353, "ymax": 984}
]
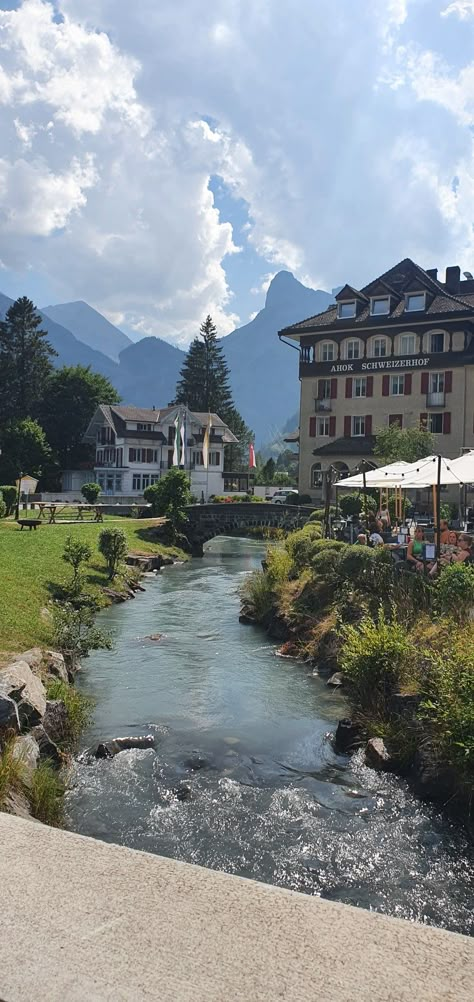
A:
[{"xmin": 441, "ymin": 1, "xmax": 474, "ymax": 19}]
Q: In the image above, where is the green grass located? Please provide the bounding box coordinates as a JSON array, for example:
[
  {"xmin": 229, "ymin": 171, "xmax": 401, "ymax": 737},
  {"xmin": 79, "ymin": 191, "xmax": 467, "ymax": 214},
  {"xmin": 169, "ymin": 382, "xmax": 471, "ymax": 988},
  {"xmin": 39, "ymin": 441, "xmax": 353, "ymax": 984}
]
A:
[
  {"xmin": 0, "ymin": 518, "xmax": 187, "ymax": 654},
  {"xmin": 45, "ymin": 679, "xmax": 94, "ymax": 746},
  {"xmin": 29, "ymin": 760, "xmax": 65, "ymax": 826},
  {"xmin": 0, "ymin": 738, "xmax": 27, "ymax": 807}
]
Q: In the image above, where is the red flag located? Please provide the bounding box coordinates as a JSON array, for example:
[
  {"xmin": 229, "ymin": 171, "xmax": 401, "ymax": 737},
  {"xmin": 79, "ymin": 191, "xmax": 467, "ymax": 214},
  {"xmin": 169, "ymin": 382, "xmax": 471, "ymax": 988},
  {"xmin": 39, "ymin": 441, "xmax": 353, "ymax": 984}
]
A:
[{"xmin": 249, "ymin": 443, "xmax": 256, "ymax": 468}]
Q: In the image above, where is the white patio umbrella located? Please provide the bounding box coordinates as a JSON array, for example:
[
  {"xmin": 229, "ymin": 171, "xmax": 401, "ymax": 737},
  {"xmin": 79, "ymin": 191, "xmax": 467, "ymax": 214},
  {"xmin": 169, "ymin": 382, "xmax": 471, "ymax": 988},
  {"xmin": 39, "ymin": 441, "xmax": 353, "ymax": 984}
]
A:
[
  {"xmin": 335, "ymin": 460, "xmax": 411, "ymax": 489},
  {"xmin": 396, "ymin": 455, "xmax": 463, "ymax": 488},
  {"xmin": 447, "ymin": 451, "xmax": 474, "ymax": 484}
]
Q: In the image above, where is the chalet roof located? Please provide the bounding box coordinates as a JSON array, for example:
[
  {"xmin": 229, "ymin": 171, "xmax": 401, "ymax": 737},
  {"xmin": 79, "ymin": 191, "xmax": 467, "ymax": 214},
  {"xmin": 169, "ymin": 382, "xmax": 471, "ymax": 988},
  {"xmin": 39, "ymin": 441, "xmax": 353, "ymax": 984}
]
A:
[
  {"xmin": 84, "ymin": 404, "xmax": 238, "ymax": 444},
  {"xmin": 281, "ymin": 259, "xmax": 474, "ymax": 337}
]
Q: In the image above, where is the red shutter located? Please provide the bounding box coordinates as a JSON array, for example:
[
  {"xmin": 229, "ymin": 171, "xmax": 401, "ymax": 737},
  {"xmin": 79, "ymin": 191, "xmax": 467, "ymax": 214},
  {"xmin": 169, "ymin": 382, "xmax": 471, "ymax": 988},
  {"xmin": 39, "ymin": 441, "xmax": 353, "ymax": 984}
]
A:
[
  {"xmin": 443, "ymin": 412, "xmax": 451, "ymax": 435},
  {"xmin": 404, "ymin": 373, "xmax": 412, "ymax": 395},
  {"xmin": 366, "ymin": 375, "xmax": 373, "ymax": 397},
  {"xmin": 421, "ymin": 372, "xmax": 429, "ymax": 394},
  {"xmin": 365, "ymin": 415, "xmax": 372, "ymax": 436},
  {"xmin": 329, "ymin": 416, "xmax": 336, "ymax": 437},
  {"xmin": 420, "ymin": 413, "xmax": 428, "ymax": 429},
  {"xmin": 382, "ymin": 375, "xmax": 390, "ymax": 396},
  {"xmin": 445, "ymin": 371, "xmax": 452, "ymax": 393},
  {"xmin": 330, "ymin": 378, "xmax": 338, "ymax": 399},
  {"xmin": 309, "ymin": 416, "xmax": 316, "ymax": 437},
  {"xmin": 345, "ymin": 377, "xmax": 352, "ymax": 398},
  {"xmin": 344, "ymin": 415, "xmax": 351, "ymax": 437}
]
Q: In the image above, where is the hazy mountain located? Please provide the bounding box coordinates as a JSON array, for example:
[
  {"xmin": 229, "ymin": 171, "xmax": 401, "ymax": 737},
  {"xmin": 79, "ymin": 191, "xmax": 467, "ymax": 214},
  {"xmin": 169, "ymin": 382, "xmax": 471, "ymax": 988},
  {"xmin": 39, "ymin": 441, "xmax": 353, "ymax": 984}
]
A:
[
  {"xmin": 115, "ymin": 336, "xmax": 185, "ymax": 409},
  {"xmin": 222, "ymin": 271, "xmax": 333, "ymax": 441},
  {"xmin": 0, "ymin": 292, "xmax": 119, "ymax": 382},
  {"xmin": 42, "ymin": 300, "xmax": 131, "ymax": 362}
]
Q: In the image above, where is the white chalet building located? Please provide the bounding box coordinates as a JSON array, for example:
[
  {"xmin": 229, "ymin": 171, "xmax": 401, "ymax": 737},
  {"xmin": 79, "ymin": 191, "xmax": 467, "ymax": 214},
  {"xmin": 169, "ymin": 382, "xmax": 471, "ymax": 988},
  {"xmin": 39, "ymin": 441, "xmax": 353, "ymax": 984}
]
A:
[{"xmin": 71, "ymin": 404, "xmax": 238, "ymax": 500}]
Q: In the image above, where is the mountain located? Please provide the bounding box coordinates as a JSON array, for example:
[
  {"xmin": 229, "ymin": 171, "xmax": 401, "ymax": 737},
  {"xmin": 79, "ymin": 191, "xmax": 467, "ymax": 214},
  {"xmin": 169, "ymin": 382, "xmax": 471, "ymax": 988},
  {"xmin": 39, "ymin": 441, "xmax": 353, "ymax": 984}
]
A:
[
  {"xmin": 42, "ymin": 300, "xmax": 131, "ymax": 362},
  {"xmin": 114, "ymin": 336, "xmax": 185, "ymax": 409},
  {"xmin": 222, "ymin": 271, "xmax": 334, "ymax": 441},
  {"xmin": 0, "ymin": 292, "xmax": 119, "ymax": 383}
]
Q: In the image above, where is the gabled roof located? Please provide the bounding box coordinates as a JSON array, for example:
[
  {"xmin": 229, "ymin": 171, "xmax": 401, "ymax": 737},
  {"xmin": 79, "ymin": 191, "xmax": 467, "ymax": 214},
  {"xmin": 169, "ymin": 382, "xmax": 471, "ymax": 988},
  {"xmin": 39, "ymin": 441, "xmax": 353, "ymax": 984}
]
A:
[
  {"xmin": 313, "ymin": 436, "xmax": 375, "ymax": 456},
  {"xmin": 83, "ymin": 404, "xmax": 238, "ymax": 444},
  {"xmin": 335, "ymin": 284, "xmax": 368, "ymax": 303},
  {"xmin": 281, "ymin": 258, "xmax": 474, "ymax": 337}
]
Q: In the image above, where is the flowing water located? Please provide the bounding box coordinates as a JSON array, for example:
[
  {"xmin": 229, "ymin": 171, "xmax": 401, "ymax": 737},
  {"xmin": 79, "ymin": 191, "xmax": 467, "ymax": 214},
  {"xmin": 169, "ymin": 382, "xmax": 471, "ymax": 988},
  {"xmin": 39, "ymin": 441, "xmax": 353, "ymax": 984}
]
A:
[{"xmin": 67, "ymin": 537, "xmax": 473, "ymax": 934}]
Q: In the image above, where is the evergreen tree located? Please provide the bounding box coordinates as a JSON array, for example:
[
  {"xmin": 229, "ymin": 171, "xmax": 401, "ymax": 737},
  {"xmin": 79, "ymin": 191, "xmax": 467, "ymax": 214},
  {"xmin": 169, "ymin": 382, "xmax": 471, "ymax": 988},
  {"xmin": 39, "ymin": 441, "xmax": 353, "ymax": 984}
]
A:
[
  {"xmin": 0, "ymin": 297, "xmax": 56, "ymax": 421},
  {"xmin": 175, "ymin": 315, "xmax": 233, "ymax": 416}
]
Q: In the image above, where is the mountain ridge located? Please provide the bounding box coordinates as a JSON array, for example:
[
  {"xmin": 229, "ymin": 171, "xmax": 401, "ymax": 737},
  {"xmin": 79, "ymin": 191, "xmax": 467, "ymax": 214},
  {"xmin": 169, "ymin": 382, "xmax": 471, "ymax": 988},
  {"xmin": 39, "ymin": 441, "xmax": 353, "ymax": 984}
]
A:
[{"xmin": 42, "ymin": 300, "xmax": 131, "ymax": 362}]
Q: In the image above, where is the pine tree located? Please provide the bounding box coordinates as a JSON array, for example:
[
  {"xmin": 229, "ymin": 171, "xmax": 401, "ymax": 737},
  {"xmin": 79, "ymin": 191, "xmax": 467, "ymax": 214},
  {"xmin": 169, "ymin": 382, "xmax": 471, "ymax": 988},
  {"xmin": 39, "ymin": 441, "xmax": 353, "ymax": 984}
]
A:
[
  {"xmin": 175, "ymin": 315, "xmax": 233, "ymax": 416},
  {"xmin": 0, "ymin": 297, "xmax": 57, "ymax": 422}
]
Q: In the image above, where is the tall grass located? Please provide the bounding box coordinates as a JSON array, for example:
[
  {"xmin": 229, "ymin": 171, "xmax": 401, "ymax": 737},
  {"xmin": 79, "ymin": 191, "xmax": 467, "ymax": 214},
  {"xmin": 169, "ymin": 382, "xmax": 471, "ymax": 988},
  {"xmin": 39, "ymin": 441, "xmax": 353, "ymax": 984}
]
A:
[
  {"xmin": 29, "ymin": 760, "xmax": 65, "ymax": 826},
  {"xmin": 46, "ymin": 679, "xmax": 93, "ymax": 746},
  {"xmin": 0, "ymin": 738, "xmax": 27, "ymax": 807}
]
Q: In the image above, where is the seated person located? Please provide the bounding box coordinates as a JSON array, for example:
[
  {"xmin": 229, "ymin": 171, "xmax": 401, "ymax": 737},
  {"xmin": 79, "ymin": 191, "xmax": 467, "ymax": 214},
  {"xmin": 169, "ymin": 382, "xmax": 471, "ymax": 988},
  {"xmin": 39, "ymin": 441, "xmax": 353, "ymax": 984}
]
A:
[
  {"xmin": 452, "ymin": 533, "xmax": 473, "ymax": 563},
  {"xmin": 440, "ymin": 530, "xmax": 459, "ymax": 564},
  {"xmin": 368, "ymin": 522, "xmax": 384, "ymax": 547},
  {"xmin": 407, "ymin": 527, "xmax": 425, "ymax": 572},
  {"xmin": 355, "ymin": 532, "xmax": 368, "ymax": 545},
  {"xmin": 378, "ymin": 505, "xmax": 391, "ymax": 531}
]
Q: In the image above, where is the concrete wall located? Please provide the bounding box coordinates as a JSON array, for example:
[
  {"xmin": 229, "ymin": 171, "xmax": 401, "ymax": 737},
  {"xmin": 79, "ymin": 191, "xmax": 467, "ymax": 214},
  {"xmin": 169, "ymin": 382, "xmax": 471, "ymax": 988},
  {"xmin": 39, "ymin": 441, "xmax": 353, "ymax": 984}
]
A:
[{"xmin": 0, "ymin": 813, "xmax": 472, "ymax": 1002}]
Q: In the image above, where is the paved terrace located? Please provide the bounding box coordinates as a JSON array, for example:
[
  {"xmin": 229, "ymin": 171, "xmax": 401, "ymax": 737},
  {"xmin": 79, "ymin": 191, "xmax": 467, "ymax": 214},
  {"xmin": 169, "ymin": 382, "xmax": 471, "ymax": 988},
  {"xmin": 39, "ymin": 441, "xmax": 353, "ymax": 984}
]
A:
[{"xmin": 0, "ymin": 813, "xmax": 473, "ymax": 1001}]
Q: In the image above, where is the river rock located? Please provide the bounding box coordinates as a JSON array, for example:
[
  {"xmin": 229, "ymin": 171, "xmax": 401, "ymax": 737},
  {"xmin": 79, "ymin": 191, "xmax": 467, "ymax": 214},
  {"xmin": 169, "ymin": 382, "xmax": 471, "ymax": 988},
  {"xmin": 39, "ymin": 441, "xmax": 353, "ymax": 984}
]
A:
[
  {"xmin": 44, "ymin": 651, "xmax": 69, "ymax": 684},
  {"xmin": 30, "ymin": 725, "xmax": 63, "ymax": 765},
  {"xmin": 12, "ymin": 734, "xmax": 40, "ymax": 785},
  {"xmin": 327, "ymin": 672, "xmax": 344, "ymax": 687},
  {"xmin": 12, "ymin": 648, "xmax": 43, "ymax": 675},
  {"xmin": 0, "ymin": 693, "xmax": 21, "ymax": 735},
  {"xmin": 95, "ymin": 734, "xmax": 156, "ymax": 759},
  {"xmin": 184, "ymin": 755, "xmax": 209, "ymax": 771},
  {"xmin": 365, "ymin": 737, "xmax": 394, "ymax": 772},
  {"xmin": 43, "ymin": 700, "xmax": 69, "ymax": 744},
  {"xmin": 0, "ymin": 660, "xmax": 47, "ymax": 727},
  {"xmin": 334, "ymin": 718, "xmax": 364, "ymax": 754},
  {"xmin": 174, "ymin": 783, "xmax": 192, "ymax": 802},
  {"xmin": 145, "ymin": 634, "xmax": 162, "ymax": 642}
]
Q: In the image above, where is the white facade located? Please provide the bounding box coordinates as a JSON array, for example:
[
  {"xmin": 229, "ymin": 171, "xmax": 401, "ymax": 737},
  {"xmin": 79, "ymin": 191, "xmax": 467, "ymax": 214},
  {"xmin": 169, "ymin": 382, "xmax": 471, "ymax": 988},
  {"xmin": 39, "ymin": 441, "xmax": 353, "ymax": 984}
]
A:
[{"xmin": 80, "ymin": 404, "xmax": 238, "ymax": 501}]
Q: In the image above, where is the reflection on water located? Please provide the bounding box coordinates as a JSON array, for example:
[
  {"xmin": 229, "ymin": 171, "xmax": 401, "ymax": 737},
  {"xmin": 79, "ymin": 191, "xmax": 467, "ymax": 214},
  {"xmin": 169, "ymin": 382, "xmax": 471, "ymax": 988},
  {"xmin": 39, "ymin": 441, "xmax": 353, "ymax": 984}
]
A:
[{"xmin": 67, "ymin": 537, "xmax": 473, "ymax": 935}]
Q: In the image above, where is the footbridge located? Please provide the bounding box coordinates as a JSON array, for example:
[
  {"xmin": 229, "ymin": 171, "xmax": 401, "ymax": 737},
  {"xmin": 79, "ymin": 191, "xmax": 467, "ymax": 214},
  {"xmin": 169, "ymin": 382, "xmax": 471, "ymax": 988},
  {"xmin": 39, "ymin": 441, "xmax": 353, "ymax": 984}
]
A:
[{"xmin": 186, "ymin": 502, "xmax": 315, "ymax": 555}]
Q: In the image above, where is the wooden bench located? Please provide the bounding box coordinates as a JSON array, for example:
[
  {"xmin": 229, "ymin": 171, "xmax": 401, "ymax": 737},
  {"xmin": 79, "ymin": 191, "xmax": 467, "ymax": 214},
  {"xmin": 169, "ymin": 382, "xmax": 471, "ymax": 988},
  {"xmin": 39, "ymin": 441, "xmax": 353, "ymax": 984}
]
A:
[{"xmin": 17, "ymin": 519, "xmax": 41, "ymax": 530}]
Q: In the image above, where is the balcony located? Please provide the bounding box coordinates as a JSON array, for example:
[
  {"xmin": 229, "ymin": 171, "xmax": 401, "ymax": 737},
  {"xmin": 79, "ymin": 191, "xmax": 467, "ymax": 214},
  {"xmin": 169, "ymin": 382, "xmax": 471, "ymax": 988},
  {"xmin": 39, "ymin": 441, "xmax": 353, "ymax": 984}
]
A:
[
  {"xmin": 427, "ymin": 391, "xmax": 445, "ymax": 408},
  {"xmin": 315, "ymin": 399, "xmax": 332, "ymax": 412}
]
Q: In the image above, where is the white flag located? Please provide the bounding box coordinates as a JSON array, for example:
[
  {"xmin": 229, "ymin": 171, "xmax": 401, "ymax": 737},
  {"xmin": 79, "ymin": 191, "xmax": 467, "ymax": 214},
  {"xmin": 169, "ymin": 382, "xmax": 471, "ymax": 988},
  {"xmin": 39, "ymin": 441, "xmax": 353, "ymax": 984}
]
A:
[{"xmin": 202, "ymin": 413, "xmax": 212, "ymax": 468}]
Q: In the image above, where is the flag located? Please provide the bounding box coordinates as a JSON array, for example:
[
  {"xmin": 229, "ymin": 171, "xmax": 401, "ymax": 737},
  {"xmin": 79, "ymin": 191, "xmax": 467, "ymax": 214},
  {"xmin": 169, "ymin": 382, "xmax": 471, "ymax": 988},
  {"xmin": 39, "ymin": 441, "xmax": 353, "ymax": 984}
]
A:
[
  {"xmin": 202, "ymin": 413, "xmax": 212, "ymax": 468},
  {"xmin": 180, "ymin": 409, "xmax": 186, "ymax": 465},
  {"xmin": 249, "ymin": 442, "xmax": 256, "ymax": 469},
  {"xmin": 172, "ymin": 411, "xmax": 181, "ymax": 466}
]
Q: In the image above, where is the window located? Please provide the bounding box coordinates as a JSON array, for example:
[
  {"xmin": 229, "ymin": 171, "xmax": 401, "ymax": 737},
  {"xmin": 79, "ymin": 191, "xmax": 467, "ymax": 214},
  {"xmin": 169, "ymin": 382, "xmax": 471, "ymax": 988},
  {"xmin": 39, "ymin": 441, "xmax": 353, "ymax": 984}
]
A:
[
  {"xmin": 400, "ymin": 334, "xmax": 416, "ymax": 355},
  {"xmin": 132, "ymin": 474, "xmax": 141, "ymax": 491},
  {"xmin": 373, "ymin": 338, "xmax": 387, "ymax": 357},
  {"xmin": 209, "ymin": 451, "xmax": 221, "ymax": 466},
  {"xmin": 430, "ymin": 372, "xmax": 445, "ymax": 393},
  {"xmin": 97, "ymin": 474, "xmax": 105, "ymax": 489},
  {"xmin": 370, "ymin": 297, "xmax": 390, "ymax": 315},
  {"xmin": 389, "ymin": 415, "xmax": 403, "ymax": 428},
  {"xmin": 128, "ymin": 448, "xmax": 159, "ymax": 463},
  {"xmin": 391, "ymin": 375, "xmax": 405, "ymax": 395},
  {"xmin": 429, "ymin": 414, "xmax": 443, "ymax": 434},
  {"xmin": 321, "ymin": 342, "xmax": 335, "ymax": 362},
  {"xmin": 338, "ymin": 301, "xmax": 356, "ymax": 319},
  {"xmin": 352, "ymin": 416, "xmax": 366, "ymax": 437},
  {"xmin": 192, "ymin": 450, "xmax": 204, "ymax": 466},
  {"xmin": 405, "ymin": 293, "xmax": 425, "ymax": 312},
  {"xmin": 114, "ymin": 475, "xmax": 122, "ymax": 493},
  {"xmin": 150, "ymin": 475, "xmax": 160, "ymax": 485},
  {"xmin": 430, "ymin": 332, "xmax": 444, "ymax": 353},
  {"xmin": 311, "ymin": 463, "xmax": 322, "ymax": 488},
  {"xmin": 346, "ymin": 339, "xmax": 360, "ymax": 360},
  {"xmin": 318, "ymin": 378, "xmax": 331, "ymax": 399},
  {"xmin": 353, "ymin": 377, "xmax": 367, "ymax": 398},
  {"xmin": 317, "ymin": 417, "xmax": 330, "ymax": 436},
  {"xmin": 137, "ymin": 422, "xmax": 153, "ymax": 431},
  {"xmin": 142, "ymin": 474, "xmax": 150, "ymax": 489}
]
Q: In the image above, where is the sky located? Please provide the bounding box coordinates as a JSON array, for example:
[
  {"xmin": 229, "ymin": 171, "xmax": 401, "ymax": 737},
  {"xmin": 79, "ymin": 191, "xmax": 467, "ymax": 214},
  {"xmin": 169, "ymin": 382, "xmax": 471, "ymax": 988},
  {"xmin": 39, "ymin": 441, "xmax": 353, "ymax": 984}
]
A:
[{"xmin": 0, "ymin": 0, "xmax": 473, "ymax": 345}]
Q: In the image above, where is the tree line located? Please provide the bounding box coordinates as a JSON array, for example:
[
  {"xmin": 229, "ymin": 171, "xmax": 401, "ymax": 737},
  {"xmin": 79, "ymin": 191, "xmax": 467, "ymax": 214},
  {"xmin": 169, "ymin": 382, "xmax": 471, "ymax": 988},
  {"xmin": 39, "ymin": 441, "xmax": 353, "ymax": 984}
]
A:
[{"xmin": 0, "ymin": 298, "xmax": 253, "ymax": 488}]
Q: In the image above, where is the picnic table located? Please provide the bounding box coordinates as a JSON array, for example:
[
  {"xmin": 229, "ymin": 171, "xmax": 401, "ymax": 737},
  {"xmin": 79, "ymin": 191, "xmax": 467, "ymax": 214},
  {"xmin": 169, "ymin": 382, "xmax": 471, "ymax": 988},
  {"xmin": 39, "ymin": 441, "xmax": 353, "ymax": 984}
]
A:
[{"xmin": 36, "ymin": 503, "xmax": 104, "ymax": 524}]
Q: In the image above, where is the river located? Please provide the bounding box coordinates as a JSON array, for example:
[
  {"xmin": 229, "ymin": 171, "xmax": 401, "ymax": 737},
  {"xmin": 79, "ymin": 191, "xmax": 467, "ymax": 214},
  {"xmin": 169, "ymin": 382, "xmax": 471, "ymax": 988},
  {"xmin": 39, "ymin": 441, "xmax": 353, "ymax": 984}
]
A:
[{"xmin": 67, "ymin": 537, "xmax": 473, "ymax": 935}]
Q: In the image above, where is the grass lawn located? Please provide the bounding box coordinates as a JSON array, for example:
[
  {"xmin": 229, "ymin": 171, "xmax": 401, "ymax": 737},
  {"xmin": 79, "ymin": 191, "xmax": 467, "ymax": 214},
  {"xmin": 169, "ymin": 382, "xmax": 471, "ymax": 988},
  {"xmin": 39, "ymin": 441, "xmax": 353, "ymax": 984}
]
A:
[{"xmin": 0, "ymin": 518, "xmax": 186, "ymax": 656}]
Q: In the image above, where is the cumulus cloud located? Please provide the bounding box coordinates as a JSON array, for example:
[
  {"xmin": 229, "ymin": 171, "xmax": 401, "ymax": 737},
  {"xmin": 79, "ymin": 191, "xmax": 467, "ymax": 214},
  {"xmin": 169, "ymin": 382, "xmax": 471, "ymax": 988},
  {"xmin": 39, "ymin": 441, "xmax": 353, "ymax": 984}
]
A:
[
  {"xmin": 441, "ymin": 1, "xmax": 474, "ymax": 18},
  {"xmin": 0, "ymin": 0, "xmax": 473, "ymax": 345}
]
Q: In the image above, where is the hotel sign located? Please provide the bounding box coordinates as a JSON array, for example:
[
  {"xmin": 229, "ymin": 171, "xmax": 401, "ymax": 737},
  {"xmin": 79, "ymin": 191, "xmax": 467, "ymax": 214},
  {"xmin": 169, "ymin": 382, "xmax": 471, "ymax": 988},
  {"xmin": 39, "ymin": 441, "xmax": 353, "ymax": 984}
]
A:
[{"xmin": 329, "ymin": 356, "xmax": 431, "ymax": 374}]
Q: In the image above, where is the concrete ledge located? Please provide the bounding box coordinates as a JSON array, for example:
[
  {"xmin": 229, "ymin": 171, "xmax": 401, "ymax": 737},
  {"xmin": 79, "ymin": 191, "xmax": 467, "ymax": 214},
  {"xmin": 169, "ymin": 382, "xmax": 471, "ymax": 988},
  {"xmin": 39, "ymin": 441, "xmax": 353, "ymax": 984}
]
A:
[{"xmin": 0, "ymin": 813, "xmax": 472, "ymax": 1002}]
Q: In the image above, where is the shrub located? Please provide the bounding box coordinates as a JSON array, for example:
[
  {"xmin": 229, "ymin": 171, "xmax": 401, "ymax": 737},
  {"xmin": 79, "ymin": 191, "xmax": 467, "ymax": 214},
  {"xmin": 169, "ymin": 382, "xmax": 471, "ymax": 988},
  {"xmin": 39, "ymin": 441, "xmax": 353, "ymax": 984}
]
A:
[
  {"xmin": 62, "ymin": 535, "xmax": 92, "ymax": 592},
  {"xmin": 419, "ymin": 630, "xmax": 474, "ymax": 784},
  {"xmin": 285, "ymin": 522, "xmax": 323, "ymax": 572},
  {"xmin": 264, "ymin": 545, "xmax": 292, "ymax": 586},
  {"xmin": 29, "ymin": 760, "xmax": 65, "ymax": 826},
  {"xmin": 308, "ymin": 506, "xmax": 336, "ymax": 521},
  {"xmin": 46, "ymin": 678, "xmax": 94, "ymax": 745},
  {"xmin": 98, "ymin": 527, "xmax": 127, "ymax": 580},
  {"xmin": 240, "ymin": 569, "xmax": 274, "ymax": 621},
  {"xmin": 387, "ymin": 495, "xmax": 411, "ymax": 521},
  {"xmin": 144, "ymin": 468, "xmax": 191, "ymax": 538},
  {"xmin": 340, "ymin": 611, "xmax": 414, "ymax": 722},
  {"xmin": 0, "ymin": 485, "xmax": 17, "ymax": 514},
  {"xmin": 339, "ymin": 493, "xmax": 363, "ymax": 517},
  {"xmin": 0, "ymin": 492, "xmax": 6, "ymax": 520},
  {"xmin": 435, "ymin": 562, "xmax": 474, "ymax": 623},
  {"xmin": 290, "ymin": 493, "xmax": 312, "ymax": 506},
  {"xmin": 52, "ymin": 601, "xmax": 112, "ymax": 671},
  {"xmin": 81, "ymin": 482, "xmax": 101, "ymax": 504}
]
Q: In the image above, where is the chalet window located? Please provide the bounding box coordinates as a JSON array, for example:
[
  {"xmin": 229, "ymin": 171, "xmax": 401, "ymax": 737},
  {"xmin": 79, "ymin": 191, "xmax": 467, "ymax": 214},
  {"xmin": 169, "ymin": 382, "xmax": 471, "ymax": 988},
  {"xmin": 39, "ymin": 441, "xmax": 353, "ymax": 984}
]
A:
[
  {"xmin": 400, "ymin": 334, "xmax": 416, "ymax": 355},
  {"xmin": 352, "ymin": 416, "xmax": 365, "ymax": 437},
  {"xmin": 346, "ymin": 339, "xmax": 360, "ymax": 360},
  {"xmin": 391, "ymin": 375, "xmax": 405, "ymax": 396},
  {"xmin": 129, "ymin": 448, "xmax": 137, "ymax": 462},
  {"xmin": 373, "ymin": 338, "xmax": 387, "ymax": 357},
  {"xmin": 317, "ymin": 417, "xmax": 330, "ymax": 436},
  {"xmin": 321, "ymin": 342, "xmax": 335, "ymax": 362},
  {"xmin": 429, "ymin": 413, "xmax": 443, "ymax": 434},
  {"xmin": 337, "ymin": 301, "xmax": 356, "ymax": 319},
  {"xmin": 405, "ymin": 293, "xmax": 425, "ymax": 312},
  {"xmin": 142, "ymin": 474, "xmax": 150, "ymax": 489},
  {"xmin": 370, "ymin": 297, "xmax": 390, "ymax": 316},
  {"xmin": 430, "ymin": 373, "xmax": 444, "ymax": 393},
  {"xmin": 114, "ymin": 475, "xmax": 122, "ymax": 493},
  {"xmin": 137, "ymin": 423, "xmax": 152, "ymax": 431},
  {"xmin": 353, "ymin": 377, "xmax": 366, "ymax": 398},
  {"xmin": 318, "ymin": 378, "xmax": 331, "ymax": 399},
  {"xmin": 132, "ymin": 474, "xmax": 141, "ymax": 491},
  {"xmin": 430, "ymin": 332, "xmax": 444, "ymax": 353},
  {"xmin": 192, "ymin": 451, "xmax": 204, "ymax": 466},
  {"xmin": 209, "ymin": 451, "xmax": 221, "ymax": 466}
]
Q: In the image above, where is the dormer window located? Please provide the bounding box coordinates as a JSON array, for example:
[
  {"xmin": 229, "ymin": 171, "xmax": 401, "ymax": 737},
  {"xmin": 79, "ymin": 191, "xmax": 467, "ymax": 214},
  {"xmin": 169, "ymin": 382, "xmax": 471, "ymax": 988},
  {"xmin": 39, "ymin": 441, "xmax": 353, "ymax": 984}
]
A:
[
  {"xmin": 405, "ymin": 292, "xmax": 426, "ymax": 312},
  {"xmin": 338, "ymin": 301, "xmax": 356, "ymax": 319},
  {"xmin": 370, "ymin": 296, "xmax": 390, "ymax": 316}
]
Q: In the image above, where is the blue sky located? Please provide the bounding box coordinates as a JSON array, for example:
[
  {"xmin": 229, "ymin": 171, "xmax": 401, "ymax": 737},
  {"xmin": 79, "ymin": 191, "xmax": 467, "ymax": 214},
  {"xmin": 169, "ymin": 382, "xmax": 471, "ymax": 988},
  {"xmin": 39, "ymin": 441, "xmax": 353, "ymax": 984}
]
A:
[{"xmin": 0, "ymin": 0, "xmax": 473, "ymax": 344}]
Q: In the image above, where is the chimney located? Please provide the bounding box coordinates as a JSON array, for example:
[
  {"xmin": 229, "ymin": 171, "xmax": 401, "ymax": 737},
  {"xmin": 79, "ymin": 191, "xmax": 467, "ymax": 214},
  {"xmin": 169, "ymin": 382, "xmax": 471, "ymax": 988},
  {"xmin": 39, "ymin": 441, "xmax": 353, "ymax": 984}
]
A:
[
  {"xmin": 445, "ymin": 266, "xmax": 460, "ymax": 293},
  {"xmin": 426, "ymin": 268, "xmax": 438, "ymax": 281}
]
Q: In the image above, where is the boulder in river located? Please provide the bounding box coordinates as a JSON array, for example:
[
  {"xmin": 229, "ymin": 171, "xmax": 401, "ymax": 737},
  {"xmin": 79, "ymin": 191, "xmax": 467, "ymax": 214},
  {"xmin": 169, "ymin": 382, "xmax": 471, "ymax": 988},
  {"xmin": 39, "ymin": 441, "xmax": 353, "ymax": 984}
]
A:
[
  {"xmin": 327, "ymin": 672, "xmax": 344, "ymax": 687},
  {"xmin": 145, "ymin": 634, "xmax": 162, "ymax": 642},
  {"xmin": 174, "ymin": 783, "xmax": 192, "ymax": 802},
  {"xmin": 94, "ymin": 734, "xmax": 156, "ymax": 759},
  {"xmin": 30, "ymin": 724, "xmax": 63, "ymax": 765},
  {"xmin": 365, "ymin": 737, "xmax": 394, "ymax": 772},
  {"xmin": 43, "ymin": 700, "xmax": 69, "ymax": 744},
  {"xmin": 184, "ymin": 755, "xmax": 209, "ymax": 771},
  {"xmin": 334, "ymin": 718, "xmax": 364, "ymax": 754}
]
